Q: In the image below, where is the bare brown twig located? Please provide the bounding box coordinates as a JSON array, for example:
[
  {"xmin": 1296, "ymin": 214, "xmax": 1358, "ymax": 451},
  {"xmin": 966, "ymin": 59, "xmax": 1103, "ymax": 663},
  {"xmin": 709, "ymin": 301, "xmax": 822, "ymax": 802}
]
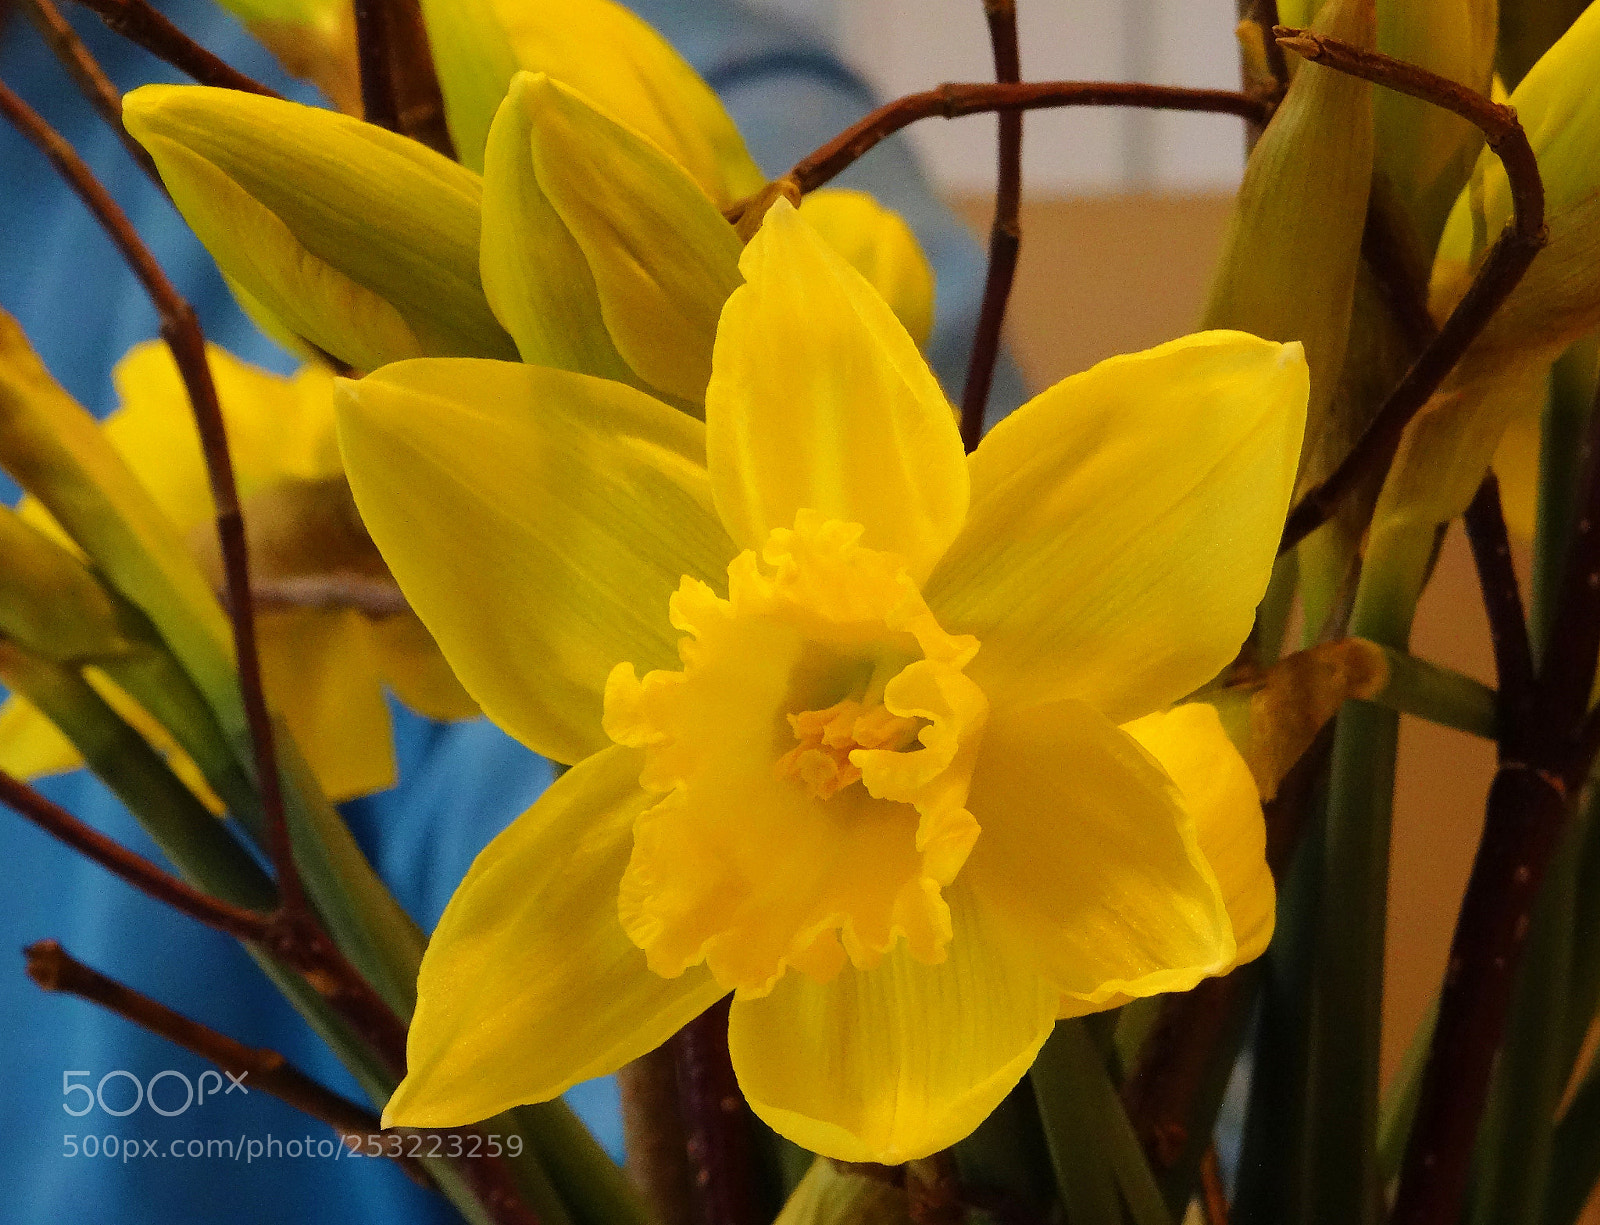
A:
[
  {"xmin": 675, "ymin": 999, "xmax": 759, "ymax": 1225},
  {"xmin": 1389, "ymin": 380, "xmax": 1600, "ymax": 1225},
  {"xmin": 782, "ymin": 80, "xmax": 1268, "ymax": 197},
  {"xmin": 68, "ymin": 0, "xmax": 281, "ymax": 97},
  {"xmin": 352, "ymin": 0, "xmax": 398, "ymax": 131},
  {"xmin": 1276, "ymin": 28, "xmax": 1547, "ymax": 553},
  {"xmin": 0, "ymin": 770, "xmax": 273, "ymax": 942},
  {"xmin": 1463, "ymin": 475, "xmax": 1534, "ymax": 718},
  {"xmin": 25, "ymin": 940, "xmax": 417, "ymax": 1172},
  {"xmin": 18, "ymin": 0, "xmax": 162, "ymax": 187},
  {"xmin": 959, "ymin": 0, "xmax": 1023, "ymax": 452},
  {"xmin": 0, "ymin": 77, "xmax": 299, "ymax": 919}
]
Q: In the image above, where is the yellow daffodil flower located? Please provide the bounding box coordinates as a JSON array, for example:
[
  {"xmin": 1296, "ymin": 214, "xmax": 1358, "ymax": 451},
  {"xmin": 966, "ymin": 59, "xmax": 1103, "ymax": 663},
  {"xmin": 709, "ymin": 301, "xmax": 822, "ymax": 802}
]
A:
[
  {"xmin": 337, "ymin": 200, "xmax": 1306, "ymax": 1161},
  {"xmin": 124, "ymin": 0, "xmax": 932, "ymax": 395},
  {"xmin": 0, "ymin": 341, "xmax": 474, "ymax": 803}
]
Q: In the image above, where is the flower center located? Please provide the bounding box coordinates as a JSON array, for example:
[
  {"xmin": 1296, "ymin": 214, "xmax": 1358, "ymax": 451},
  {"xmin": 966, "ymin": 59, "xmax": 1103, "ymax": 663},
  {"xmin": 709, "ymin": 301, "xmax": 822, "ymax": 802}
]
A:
[
  {"xmin": 603, "ymin": 512, "xmax": 989, "ymax": 994},
  {"xmin": 776, "ymin": 698, "xmax": 924, "ymax": 800}
]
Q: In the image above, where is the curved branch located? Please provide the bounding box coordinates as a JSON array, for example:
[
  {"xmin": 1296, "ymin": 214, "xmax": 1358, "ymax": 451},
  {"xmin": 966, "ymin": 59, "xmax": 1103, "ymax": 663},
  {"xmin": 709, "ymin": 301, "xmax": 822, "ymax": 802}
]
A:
[{"xmin": 1276, "ymin": 29, "xmax": 1547, "ymax": 553}]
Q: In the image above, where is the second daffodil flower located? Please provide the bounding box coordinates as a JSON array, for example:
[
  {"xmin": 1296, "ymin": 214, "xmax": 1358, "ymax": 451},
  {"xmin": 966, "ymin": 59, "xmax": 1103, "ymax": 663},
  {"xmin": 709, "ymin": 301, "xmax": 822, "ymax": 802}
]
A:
[{"xmin": 338, "ymin": 201, "xmax": 1308, "ymax": 1161}]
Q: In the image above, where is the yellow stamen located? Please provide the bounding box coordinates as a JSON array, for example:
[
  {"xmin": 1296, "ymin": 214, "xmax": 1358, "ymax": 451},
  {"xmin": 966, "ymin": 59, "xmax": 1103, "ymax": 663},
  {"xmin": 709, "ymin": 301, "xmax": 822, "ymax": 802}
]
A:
[{"xmin": 776, "ymin": 698, "xmax": 922, "ymax": 800}]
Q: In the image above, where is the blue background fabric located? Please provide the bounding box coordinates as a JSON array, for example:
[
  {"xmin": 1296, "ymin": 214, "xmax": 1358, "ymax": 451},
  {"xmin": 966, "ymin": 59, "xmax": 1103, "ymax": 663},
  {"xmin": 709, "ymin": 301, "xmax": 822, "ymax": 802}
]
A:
[{"xmin": 0, "ymin": 2, "xmax": 1025, "ymax": 1219}]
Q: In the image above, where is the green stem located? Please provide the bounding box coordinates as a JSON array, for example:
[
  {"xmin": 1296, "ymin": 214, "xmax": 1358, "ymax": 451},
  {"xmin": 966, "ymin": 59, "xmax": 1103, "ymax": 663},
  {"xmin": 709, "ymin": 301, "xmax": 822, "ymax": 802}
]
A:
[
  {"xmin": 1530, "ymin": 341, "xmax": 1597, "ymax": 662},
  {"xmin": 1235, "ymin": 791, "xmax": 1324, "ymax": 1225},
  {"xmin": 1467, "ymin": 803, "xmax": 1583, "ymax": 1225},
  {"xmin": 1033, "ymin": 1020, "xmax": 1173, "ymax": 1225},
  {"xmin": 1305, "ymin": 526, "xmax": 1432, "ymax": 1225},
  {"xmin": 1370, "ymin": 644, "xmax": 1496, "ymax": 738}
]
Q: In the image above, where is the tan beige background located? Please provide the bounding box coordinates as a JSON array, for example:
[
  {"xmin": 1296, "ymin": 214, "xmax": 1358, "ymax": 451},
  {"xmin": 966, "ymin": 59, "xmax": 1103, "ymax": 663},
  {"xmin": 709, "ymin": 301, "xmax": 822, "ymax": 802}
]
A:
[{"xmin": 951, "ymin": 194, "xmax": 1503, "ymax": 1090}]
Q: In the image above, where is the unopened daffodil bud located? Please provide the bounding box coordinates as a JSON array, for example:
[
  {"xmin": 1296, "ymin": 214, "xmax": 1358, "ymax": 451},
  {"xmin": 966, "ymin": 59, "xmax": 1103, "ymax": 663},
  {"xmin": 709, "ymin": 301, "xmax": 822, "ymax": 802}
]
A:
[
  {"xmin": 0, "ymin": 310, "xmax": 235, "ymax": 723},
  {"xmin": 417, "ymin": 0, "xmax": 765, "ymax": 196},
  {"xmin": 775, "ymin": 1159, "xmax": 914, "ymax": 1225},
  {"xmin": 1374, "ymin": 2, "xmax": 1600, "ymax": 539},
  {"xmin": 481, "ymin": 73, "xmax": 938, "ymax": 407},
  {"xmin": 122, "ymin": 85, "xmax": 516, "ymax": 373},
  {"xmin": 1374, "ymin": 0, "xmax": 1497, "ymax": 253},
  {"xmin": 0, "ymin": 340, "xmax": 475, "ymax": 806},
  {"xmin": 481, "ymin": 71, "xmax": 742, "ymax": 405},
  {"xmin": 1203, "ymin": 0, "xmax": 1374, "ymax": 483}
]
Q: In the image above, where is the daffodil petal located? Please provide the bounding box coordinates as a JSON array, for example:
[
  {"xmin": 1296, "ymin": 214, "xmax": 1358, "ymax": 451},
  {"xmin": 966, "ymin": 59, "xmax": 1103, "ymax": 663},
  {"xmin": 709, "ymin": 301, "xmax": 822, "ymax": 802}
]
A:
[
  {"xmin": 963, "ymin": 698, "xmax": 1233, "ymax": 1009},
  {"xmin": 370, "ymin": 613, "xmax": 479, "ymax": 723},
  {"xmin": 727, "ymin": 881, "xmax": 1058, "ymax": 1164},
  {"xmin": 418, "ymin": 0, "xmax": 764, "ymax": 199},
  {"xmin": 927, "ymin": 331, "xmax": 1307, "ymax": 722},
  {"xmin": 336, "ymin": 358, "xmax": 734, "ymax": 764},
  {"xmin": 799, "ymin": 190, "xmax": 936, "ymax": 350},
  {"xmin": 258, "ymin": 608, "xmax": 395, "ymax": 803},
  {"xmin": 1123, "ymin": 703, "xmax": 1274, "ymax": 966},
  {"xmin": 101, "ymin": 343, "xmax": 344, "ymax": 532},
  {"xmin": 0, "ymin": 695, "xmax": 85, "ymax": 778},
  {"xmin": 707, "ymin": 200, "xmax": 968, "ymax": 580},
  {"xmin": 479, "ymin": 75, "xmax": 641, "ymax": 384},
  {"xmin": 384, "ymin": 745, "xmax": 726, "ymax": 1128},
  {"xmin": 525, "ymin": 75, "xmax": 744, "ymax": 406},
  {"xmin": 123, "ymin": 85, "xmax": 514, "ymax": 371}
]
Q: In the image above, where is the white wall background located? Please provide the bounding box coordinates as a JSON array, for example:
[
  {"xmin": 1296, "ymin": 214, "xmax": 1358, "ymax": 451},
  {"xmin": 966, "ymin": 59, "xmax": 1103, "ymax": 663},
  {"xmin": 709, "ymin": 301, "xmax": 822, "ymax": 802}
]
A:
[{"xmin": 745, "ymin": 0, "xmax": 1248, "ymax": 194}]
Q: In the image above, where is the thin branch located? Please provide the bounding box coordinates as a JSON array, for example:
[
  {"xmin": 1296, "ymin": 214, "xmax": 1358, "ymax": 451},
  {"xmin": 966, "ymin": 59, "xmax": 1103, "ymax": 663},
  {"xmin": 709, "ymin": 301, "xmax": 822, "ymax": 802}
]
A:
[
  {"xmin": 18, "ymin": 0, "xmax": 161, "ymax": 187},
  {"xmin": 387, "ymin": 0, "xmax": 455, "ymax": 159},
  {"xmin": 0, "ymin": 78, "xmax": 301, "ymax": 917},
  {"xmin": 1463, "ymin": 475, "xmax": 1535, "ymax": 721},
  {"xmin": 25, "ymin": 940, "xmax": 415, "ymax": 1170},
  {"xmin": 1388, "ymin": 376, "xmax": 1600, "ymax": 1225},
  {"xmin": 781, "ymin": 80, "xmax": 1269, "ymax": 197},
  {"xmin": 675, "ymin": 999, "xmax": 759, "ymax": 1225},
  {"xmin": 1277, "ymin": 28, "xmax": 1547, "ymax": 554},
  {"xmin": 1250, "ymin": 0, "xmax": 1289, "ymax": 95},
  {"xmin": 1530, "ymin": 372, "xmax": 1600, "ymax": 749},
  {"xmin": 68, "ymin": 0, "xmax": 281, "ymax": 97},
  {"xmin": 618, "ymin": 1048, "xmax": 695, "ymax": 1225},
  {"xmin": 0, "ymin": 770, "xmax": 273, "ymax": 943},
  {"xmin": 959, "ymin": 0, "xmax": 1022, "ymax": 453},
  {"xmin": 352, "ymin": 0, "xmax": 399, "ymax": 131},
  {"xmin": 249, "ymin": 574, "xmax": 410, "ymax": 618}
]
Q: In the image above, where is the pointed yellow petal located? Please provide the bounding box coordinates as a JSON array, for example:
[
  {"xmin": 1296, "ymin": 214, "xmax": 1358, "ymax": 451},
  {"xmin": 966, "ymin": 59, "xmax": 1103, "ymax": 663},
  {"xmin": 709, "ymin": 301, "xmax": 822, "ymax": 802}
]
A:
[
  {"xmin": 257, "ymin": 609, "xmax": 395, "ymax": 803},
  {"xmin": 123, "ymin": 85, "xmax": 515, "ymax": 371},
  {"xmin": 418, "ymin": 0, "xmax": 763, "ymax": 199},
  {"xmin": 370, "ymin": 613, "xmax": 479, "ymax": 723},
  {"xmin": 963, "ymin": 698, "xmax": 1233, "ymax": 1008},
  {"xmin": 707, "ymin": 200, "xmax": 967, "ymax": 580},
  {"xmin": 0, "ymin": 696, "xmax": 85, "ymax": 779},
  {"xmin": 479, "ymin": 75, "xmax": 641, "ymax": 384},
  {"xmin": 798, "ymin": 190, "xmax": 936, "ymax": 350},
  {"xmin": 1123, "ymin": 703, "xmax": 1274, "ymax": 966},
  {"xmin": 384, "ymin": 745, "xmax": 726, "ymax": 1127},
  {"xmin": 727, "ymin": 881, "xmax": 1058, "ymax": 1164},
  {"xmin": 524, "ymin": 74, "xmax": 744, "ymax": 406},
  {"xmin": 927, "ymin": 332, "xmax": 1307, "ymax": 723},
  {"xmin": 336, "ymin": 359, "xmax": 734, "ymax": 764},
  {"xmin": 101, "ymin": 342, "xmax": 342, "ymax": 531}
]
